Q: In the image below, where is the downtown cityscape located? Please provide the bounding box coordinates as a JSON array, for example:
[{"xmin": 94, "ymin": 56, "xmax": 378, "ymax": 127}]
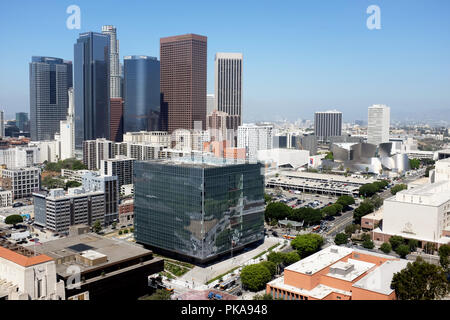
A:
[{"xmin": 0, "ymin": 0, "xmax": 449, "ymax": 312}]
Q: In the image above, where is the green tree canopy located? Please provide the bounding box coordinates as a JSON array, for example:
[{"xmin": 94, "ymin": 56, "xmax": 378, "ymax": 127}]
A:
[
  {"xmin": 344, "ymin": 224, "xmax": 359, "ymax": 236},
  {"xmin": 380, "ymin": 242, "xmax": 392, "ymax": 254},
  {"xmin": 336, "ymin": 195, "xmax": 355, "ymax": 208},
  {"xmin": 291, "ymin": 233, "xmax": 324, "ymax": 258},
  {"xmin": 389, "ymin": 236, "xmax": 405, "ymax": 251},
  {"xmin": 353, "ymin": 202, "xmax": 374, "ymax": 224},
  {"xmin": 324, "ymin": 152, "xmax": 334, "ymax": 160},
  {"xmin": 283, "ymin": 251, "xmax": 301, "ymax": 265},
  {"xmin": 264, "ymin": 193, "xmax": 272, "ymax": 204},
  {"xmin": 395, "ymin": 244, "xmax": 410, "ymax": 258},
  {"xmin": 92, "ymin": 220, "xmax": 102, "ymax": 234},
  {"xmin": 391, "ymin": 257, "xmax": 449, "ymax": 300},
  {"xmin": 438, "ymin": 244, "xmax": 450, "ymax": 271},
  {"xmin": 359, "ymin": 183, "xmax": 378, "ymax": 197},
  {"xmin": 259, "ymin": 261, "xmax": 277, "ymax": 277},
  {"xmin": 5, "ymin": 214, "xmax": 23, "ymax": 226},
  {"xmin": 334, "ymin": 233, "xmax": 349, "ymax": 246},
  {"xmin": 362, "ymin": 239, "xmax": 375, "ymax": 249},
  {"xmin": 240, "ymin": 263, "xmax": 272, "ymax": 292},
  {"xmin": 408, "ymin": 239, "xmax": 419, "ymax": 252},
  {"xmin": 391, "ymin": 184, "xmax": 407, "ymax": 195},
  {"xmin": 253, "ymin": 293, "xmax": 273, "ymax": 300},
  {"xmin": 409, "ymin": 158, "xmax": 421, "ymax": 170},
  {"xmin": 65, "ymin": 180, "xmax": 82, "ymax": 190},
  {"xmin": 264, "ymin": 202, "xmax": 292, "ymax": 222},
  {"xmin": 142, "ymin": 289, "xmax": 172, "ymax": 300},
  {"xmin": 267, "ymin": 251, "xmax": 284, "ymax": 265}
]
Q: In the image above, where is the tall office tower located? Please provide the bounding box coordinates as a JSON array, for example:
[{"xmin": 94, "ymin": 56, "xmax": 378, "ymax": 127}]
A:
[
  {"xmin": 207, "ymin": 94, "xmax": 215, "ymax": 115},
  {"xmin": 29, "ymin": 56, "xmax": 72, "ymax": 141},
  {"xmin": 0, "ymin": 111, "xmax": 4, "ymax": 138},
  {"xmin": 110, "ymin": 98, "xmax": 123, "ymax": 142},
  {"xmin": 134, "ymin": 157, "xmax": 265, "ymax": 263},
  {"xmin": 74, "ymin": 32, "xmax": 110, "ymax": 150},
  {"xmin": 160, "ymin": 34, "xmax": 207, "ymax": 133},
  {"xmin": 100, "ymin": 156, "xmax": 135, "ymax": 188},
  {"xmin": 59, "ymin": 88, "xmax": 75, "ymax": 160},
  {"xmin": 367, "ymin": 104, "xmax": 390, "ymax": 146},
  {"xmin": 123, "ymin": 56, "xmax": 160, "ymax": 133},
  {"xmin": 314, "ymin": 110, "xmax": 342, "ymax": 142},
  {"xmin": 214, "ymin": 53, "xmax": 243, "ymax": 131},
  {"xmin": 15, "ymin": 112, "xmax": 29, "ymax": 132},
  {"xmin": 102, "ymin": 25, "xmax": 121, "ymax": 98},
  {"xmin": 237, "ymin": 124, "xmax": 273, "ymax": 161}
]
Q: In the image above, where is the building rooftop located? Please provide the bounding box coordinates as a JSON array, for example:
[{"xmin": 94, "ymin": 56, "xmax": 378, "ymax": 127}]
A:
[
  {"xmin": 388, "ymin": 180, "xmax": 450, "ymax": 206},
  {"xmin": 33, "ymin": 233, "xmax": 153, "ymax": 277},
  {"xmin": 352, "ymin": 259, "xmax": 409, "ymax": 295},
  {"xmin": 326, "ymin": 259, "xmax": 375, "ymax": 282},
  {"xmin": 285, "ymin": 246, "xmax": 353, "ymax": 275},
  {"xmin": 0, "ymin": 241, "xmax": 53, "ymax": 267},
  {"xmin": 145, "ymin": 155, "xmax": 247, "ymax": 168}
]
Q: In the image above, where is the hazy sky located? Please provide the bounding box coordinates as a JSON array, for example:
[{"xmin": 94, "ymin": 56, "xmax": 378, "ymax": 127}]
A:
[{"xmin": 0, "ymin": 0, "xmax": 449, "ymax": 122}]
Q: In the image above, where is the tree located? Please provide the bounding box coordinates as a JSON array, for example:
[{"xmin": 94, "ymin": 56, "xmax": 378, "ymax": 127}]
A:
[
  {"xmin": 142, "ymin": 289, "xmax": 172, "ymax": 300},
  {"xmin": 391, "ymin": 184, "xmax": 407, "ymax": 195},
  {"xmin": 259, "ymin": 261, "xmax": 277, "ymax": 277},
  {"xmin": 324, "ymin": 152, "xmax": 334, "ymax": 160},
  {"xmin": 395, "ymin": 244, "xmax": 410, "ymax": 258},
  {"xmin": 264, "ymin": 202, "xmax": 292, "ymax": 222},
  {"xmin": 391, "ymin": 257, "xmax": 449, "ymax": 300},
  {"xmin": 264, "ymin": 193, "xmax": 272, "ymax": 204},
  {"xmin": 408, "ymin": 239, "xmax": 419, "ymax": 252},
  {"xmin": 345, "ymin": 224, "xmax": 359, "ymax": 236},
  {"xmin": 389, "ymin": 236, "xmax": 405, "ymax": 251},
  {"xmin": 240, "ymin": 264, "xmax": 272, "ymax": 292},
  {"xmin": 253, "ymin": 293, "xmax": 273, "ymax": 300},
  {"xmin": 267, "ymin": 252, "xmax": 284, "ymax": 265},
  {"xmin": 424, "ymin": 242, "xmax": 436, "ymax": 255},
  {"xmin": 112, "ymin": 222, "xmax": 117, "ymax": 229},
  {"xmin": 362, "ymin": 239, "xmax": 375, "ymax": 249},
  {"xmin": 409, "ymin": 158, "xmax": 420, "ymax": 170},
  {"xmin": 5, "ymin": 214, "xmax": 23, "ymax": 226},
  {"xmin": 282, "ymin": 251, "xmax": 300, "ymax": 265},
  {"xmin": 380, "ymin": 242, "xmax": 392, "ymax": 254},
  {"xmin": 65, "ymin": 180, "xmax": 81, "ymax": 189},
  {"xmin": 336, "ymin": 195, "xmax": 355, "ymax": 209},
  {"xmin": 438, "ymin": 244, "xmax": 450, "ymax": 271},
  {"xmin": 92, "ymin": 220, "xmax": 102, "ymax": 234},
  {"xmin": 291, "ymin": 233, "xmax": 324, "ymax": 258},
  {"xmin": 353, "ymin": 202, "xmax": 374, "ymax": 224},
  {"xmin": 359, "ymin": 183, "xmax": 378, "ymax": 197},
  {"xmin": 367, "ymin": 194, "xmax": 383, "ymax": 210},
  {"xmin": 334, "ymin": 233, "xmax": 348, "ymax": 246}
]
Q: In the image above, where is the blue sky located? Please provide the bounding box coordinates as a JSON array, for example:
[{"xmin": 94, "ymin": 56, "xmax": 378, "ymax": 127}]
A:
[{"xmin": 1, "ymin": 0, "xmax": 449, "ymax": 122}]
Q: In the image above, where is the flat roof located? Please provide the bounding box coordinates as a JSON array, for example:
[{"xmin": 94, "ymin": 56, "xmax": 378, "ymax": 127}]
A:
[
  {"xmin": 326, "ymin": 259, "xmax": 375, "ymax": 282},
  {"xmin": 141, "ymin": 155, "xmax": 247, "ymax": 168},
  {"xmin": 285, "ymin": 246, "xmax": 353, "ymax": 275},
  {"xmin": 283, "ymin": 171, "xmax": 377, "ymax": 185},
  {"xmin": 352, "ymin": 259, "xmax": 409, "ymax": 295},
  {"xmin": 33, "ymin": 233, "xmax": 153, "ymax": 277}
]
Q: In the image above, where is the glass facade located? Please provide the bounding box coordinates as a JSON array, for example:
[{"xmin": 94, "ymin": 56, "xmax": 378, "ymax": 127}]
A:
[
  {"xmin": 134, "ymin": 160, "xmax": 265, "ymax": 262},
  {"xmin": 123, "ymin": 56, "xmax": 160, "ymax": 132},
  {"xmin": 74, "ymin": 32, "xmax": 110, "ymax": 149}
]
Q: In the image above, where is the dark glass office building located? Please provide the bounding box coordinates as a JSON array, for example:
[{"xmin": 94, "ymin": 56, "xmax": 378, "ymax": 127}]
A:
[
  {"xmin": 74, "ymin": 32, "xmax": 110, "ymax": 149},
  {"xmin": 15, "ymin": 112, "xmax": 29, "ymax": 132},
  {"xmin": 123, "ymin": 55, "xmax": 160, "ymax": 133},
  {"xmin": 134, "ymin": 157, "xmax": 265, "ymax": 263},
  {"xmin": 29, "ymin": 57, "xmax": 72, "ymax": 141}
]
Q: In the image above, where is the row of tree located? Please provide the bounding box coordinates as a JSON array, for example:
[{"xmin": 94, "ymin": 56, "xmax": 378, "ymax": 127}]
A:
[
  {"xmin": 44, "ymin": 158, "xmax": 87, "ymax": 172},
  {"xmin": 358, "ymin": 180, "xmax": 389, "ymax": 197}
]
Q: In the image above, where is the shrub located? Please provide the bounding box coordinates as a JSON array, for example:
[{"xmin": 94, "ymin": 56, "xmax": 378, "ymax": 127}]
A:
[{"xmin": 380, "ymin": 242, "xmax": 392, "ymax": 254}]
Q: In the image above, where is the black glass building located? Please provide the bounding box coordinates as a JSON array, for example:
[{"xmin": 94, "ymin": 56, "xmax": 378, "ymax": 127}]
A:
[
  {"xmin": 134, "ymin": 157, "xmax": 265, "ymax": 263},
  {"xmin": 123, "ymin": 55, "xmax": 160, "ymax": 133},
  {"xmin": 74, "ymin": 32, "xmax": 110, "ymax": 149},
  {"xmin": 29, "ymin": 57, "xmax": 72, "ymax": 141}
]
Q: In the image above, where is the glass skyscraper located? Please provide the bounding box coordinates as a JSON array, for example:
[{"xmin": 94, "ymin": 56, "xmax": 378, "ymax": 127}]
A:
[
  {"xmin": 74, "ymin": 32, "xmax": 110, "ymax": 149},
  {"xmin": 15, "ymin": 112, "xmax": 29, "ymax": 132},
  {"xmin": 29, "ymin": 56, "xmax": 72, "ymax": 141},
  {"xmin": 123, "ymin": 55, "xmax": 160, "ymax": 133},
  {"xmin": 134, "ymin": 157, "xmax": 265, "ymax": 263}
]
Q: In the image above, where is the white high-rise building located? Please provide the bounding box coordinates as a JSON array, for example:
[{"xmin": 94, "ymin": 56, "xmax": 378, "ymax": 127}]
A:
[
  {"xmin": 367, "ymin": 104, "xmax": 390, "ymax": 145},
  {"xmin": 59, "ymin": 88, "xmax": 75, "ymax": 160},
  {"xmin": 214, "ymin": 53, "xmax": 243, "ymax": 129},
  {"xmin": 102, "ymin": 25, "xmax": 121, "ymax": 98},
  {"xmin": 207, "ymin": 94, "xmax": 215, "ymax": 116},
  {"xmin": 237, "ymin": 124, "xmax": 273, "ymax": 161}
]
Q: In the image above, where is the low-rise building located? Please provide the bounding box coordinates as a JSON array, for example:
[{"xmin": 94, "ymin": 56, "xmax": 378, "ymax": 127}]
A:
[
  {"xmin": 266, "ymin": 245, "xmax": 409, "ymax": 300},
  {"xmin": 0, "ymin": 189, "xmax": 13, "ymax": 207}
]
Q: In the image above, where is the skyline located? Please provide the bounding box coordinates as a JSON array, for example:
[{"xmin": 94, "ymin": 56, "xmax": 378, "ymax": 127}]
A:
[{"xmin": 1, "ymin": 0, "xmax": 450, "ymax": 122}]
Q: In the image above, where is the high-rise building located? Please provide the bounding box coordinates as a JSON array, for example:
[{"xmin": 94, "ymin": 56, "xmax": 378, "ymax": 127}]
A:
[
  {"xmin": 123, "ymin": 56, "xmax": 160, "ymax": 133},
  {"xmin": 110, "ymin": 98, "xmax": 124, "ymax": 142},
  {"xmin": 134, "ymin": 156, "xmax": 265, "ymax": 263},
  {"xmin": 59, "ymin": 88, "xmax": 75, "ymax": 160},
  {"xmin": 29, "ymin": 57, "xmax": 72, "ymax": 141},
  {"xmin": 0, "ymin": 167, "xmax": 40, "ymax": 199},
  {"xmin": 314, "ymin": 110, "xmax": 342, "ymax": 142},
  {"xmin": 101, "ymin": 25, "xmax": 121, "ymax": 98},
  {"xmin": 207, "ymin": 94, "xmax": 215, "ymax": 116},
  {"xmin": 74, "ymin": 32, "xmax": 110, "ymax": 149},
  {"xmin": 100, "ymin": 156, "xmax": 135, "ymax": 188},
  {"xmin": 237, "ymin": 124, "xmax": 273, "ymax": 161},
  {"xmin": 15, "ymin": 112, "xmax": 29, "ymax": 132},
  {"xmin": 214, "ymin": 53, "xmax": 243, "ymax": 131},
  {"xmin": 367, "ymin": 104, "xmax": 390, "ymax": 146},
  {"xmin": 160, "ymin": 34, "xmax": 207, "ymax": 133},
  {"xmin": 0, "ymin": 111, "xmax": 4, "ymax": 138}
]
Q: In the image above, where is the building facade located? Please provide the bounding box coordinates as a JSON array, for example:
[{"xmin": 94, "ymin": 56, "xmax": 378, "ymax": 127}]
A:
[
  {"xmin": 29, "ymin": 56, "xmax": 72, "ymax": 141},
  {"xmin": 0, "ymin": 167, "xmax": 40, "ymax": 199},
  {"xmin": 237, "ymin": 124, "xmax": 273, "ymax": 161},
  {"xmin": 101, "ymin": 25, "xmax": 121, "ymax": 99},
  {"xmin": 160, "ymin": 34, "xmax": 207, "ymax": 133},
  {"xmin": 314, "ymin": 111, "xmax": 342, "ymax": 142},
  {"xmin": 15, "ymin": 112, "xmax": 29, "ymax": 132},
  {"xmin": 74, "ymin": 32, "xmax": 110, "ymax": 149},
  {"xmin": 367, "ymin": 104, "xmax": 390, "ymax": 146},
  {"xmin": 110, "ymin": 98, "xmax": 124, "ymax": 142},
  {"xmin": 100, "ymin": 156, "xmax": 135, "ymax": 188},
  {"xmin": 134, "ymin": 157, "xmax": 265, "ymax": 263},
  {"xmin": 123, "ymin": 55, "xmax": 160, "ymax": 133},
  {"xmin": 59, "ymin": 88, "xmax": 75, "ymax": 160}
]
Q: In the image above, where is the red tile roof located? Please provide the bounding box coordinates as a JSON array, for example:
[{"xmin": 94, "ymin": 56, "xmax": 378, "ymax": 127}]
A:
[{"xmin": 0, "ymin": 246, "xmax": 53, "ymax": 267}]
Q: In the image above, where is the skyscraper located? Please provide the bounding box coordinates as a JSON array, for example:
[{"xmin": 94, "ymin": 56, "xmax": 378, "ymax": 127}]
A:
[
  {"xmin": 59, "ymin": 88, "xmax": 75, "ymax": 160},
  {"xmin": 15, "ymin": 112, "xmax": 29, "ymax": 132},
  {"xmin": 314, "ymin": 110, "xmax": 342, "ymax": 142},
  {"xmin": 123, "ymin": 55, "xmax": 160, "ymax": 133},
  {"xmin": 110, "ymin": 98, "xmax": 123, "ymax": 142},
  {"xmin": 237, "ymin": 124, "xmax": 273, "ymax": 161},
  {"xmin": 102, "ymin": 25, "xmax": 121, "ymax": 98},
  {"xmin": 160, "ymin": 34, "xmax": 207, "ymax": 133},
  {"xmin": 214, "ymin": 53, "xmax": 243, "ymax": 131},
  {"xmin": 367, "ymin": 104, "xmax": 390, "ymax": 145},
  {"xmin": 0, "ymin": 111, "xmax": 4, "ymax": 138},
  {"xmin": 29, "ymin": 56, "xmax": 72, "ymax": 141},
  {"xmin": 207, "ymin": 94, "xmax": 215, "ymax": 115},
  {"xmin": 74, "ymin": 32, "xmax": 110, "ymax": 149}
]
